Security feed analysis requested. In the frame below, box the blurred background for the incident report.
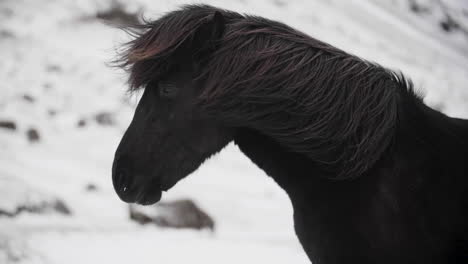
[0,0,467,263]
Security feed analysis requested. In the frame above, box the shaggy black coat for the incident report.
[114,5,468,263]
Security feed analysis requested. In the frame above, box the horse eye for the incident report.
[158,81,178,98]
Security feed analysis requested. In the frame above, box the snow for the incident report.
[0,0,467,263]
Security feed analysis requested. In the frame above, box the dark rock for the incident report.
[77,119,87,128]
[0,209,15,217]
[45,64,61,73]
[48,109,57,117]
[85,183,98,192]
[22,94,35,103]
[129,206,153,225]
[0,198,71,218]
[272,0,286,7]
[0,29,14,39]
[155,199,215,230]
[408,0,430,14]
[42,82,53,90]
[0,180,72,218]
[440,15,460,32]
[94,112,114,126]
[0,7,13,18]
[0,120,16,131]
[52,200,71,215]
[96,1,140,26]
[26,128,40,143]
[129,199,215,231]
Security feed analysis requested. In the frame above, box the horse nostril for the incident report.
[112,154,139,203]
[113,167,134,194]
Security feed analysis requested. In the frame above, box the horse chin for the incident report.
[160,173,186,192]
[134,189,163,206]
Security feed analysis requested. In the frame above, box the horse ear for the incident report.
[206,11,225,45]
[190,11,225,62]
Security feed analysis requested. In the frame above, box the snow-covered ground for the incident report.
[0,0,467,263]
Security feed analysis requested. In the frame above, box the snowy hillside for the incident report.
[0,0,467,263]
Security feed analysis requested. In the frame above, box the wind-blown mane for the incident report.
[116,4,415,179]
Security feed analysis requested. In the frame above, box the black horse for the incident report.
[112,5,468,263]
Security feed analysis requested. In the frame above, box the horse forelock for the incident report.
[118,4,413,180]
[114,5,238,92]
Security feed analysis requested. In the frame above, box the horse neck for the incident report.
[233,94,468,199]
[396,92,468,164]
[233,129,324,199]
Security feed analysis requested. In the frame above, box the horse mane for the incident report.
[116,4,420,180]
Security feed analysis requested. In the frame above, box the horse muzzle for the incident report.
[113,170,163,205]
[112,156,163,205]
